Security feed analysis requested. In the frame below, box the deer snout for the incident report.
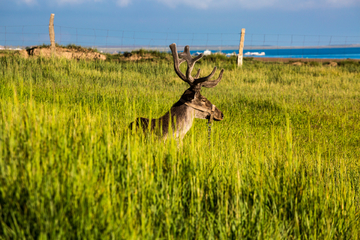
[213,108,224,121]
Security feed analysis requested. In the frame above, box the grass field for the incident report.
[0,53,360,239]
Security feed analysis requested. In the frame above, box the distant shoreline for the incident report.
[2,44,360,53]
[97,44,360,53]
[247,57,360,63]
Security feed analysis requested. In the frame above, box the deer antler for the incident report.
[169,43,224,89]
[196,68,224,88]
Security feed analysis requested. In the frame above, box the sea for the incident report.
[191,47,360,59]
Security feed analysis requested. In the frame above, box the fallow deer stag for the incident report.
[130,43,224,139]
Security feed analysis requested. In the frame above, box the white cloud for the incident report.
[156,0,213,9]
[56,0,88,4]
[325,0,358,7]
[20,0,359,8]
[17,0,38,5]
[54,0,103,5]
[45,0,128,7]
[154,0,360,9]
[116,0,131,7]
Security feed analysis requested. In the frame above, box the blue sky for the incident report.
[1,0,360,47]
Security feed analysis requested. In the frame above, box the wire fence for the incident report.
[1,24,360,58]
[0,25,240,52]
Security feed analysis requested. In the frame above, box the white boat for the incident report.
[244,52,265,56]
[203,50,211,55]
[226,52,237,57]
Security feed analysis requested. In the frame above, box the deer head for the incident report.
[170,43,224,122]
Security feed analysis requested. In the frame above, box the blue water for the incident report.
[191,47,360,59]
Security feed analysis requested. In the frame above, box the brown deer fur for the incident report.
[130,43,224,140]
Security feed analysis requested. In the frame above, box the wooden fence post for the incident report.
[49,13,55,56]
[237,28,245,66]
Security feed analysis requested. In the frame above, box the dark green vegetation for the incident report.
[0,53,360,239]
[30,43,100,53]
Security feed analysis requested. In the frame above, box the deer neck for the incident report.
[159,100,196,139]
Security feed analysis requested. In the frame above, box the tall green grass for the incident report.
[0,55,359,239]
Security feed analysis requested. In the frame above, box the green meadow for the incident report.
[0,53,359,239]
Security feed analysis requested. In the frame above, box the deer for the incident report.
[130,43,224,140]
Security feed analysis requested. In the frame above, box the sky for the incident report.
[1,0,360,48]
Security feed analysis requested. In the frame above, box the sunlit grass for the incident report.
[0,55,359,239]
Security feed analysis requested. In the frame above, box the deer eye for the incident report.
[201,99,206,102]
